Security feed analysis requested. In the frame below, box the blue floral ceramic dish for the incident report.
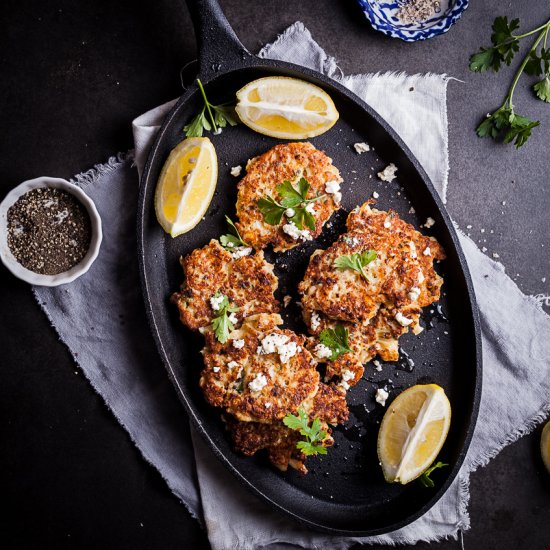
[357,0,469,42]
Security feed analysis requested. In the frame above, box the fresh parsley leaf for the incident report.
[333,250,377,280]
[524,48,550,76]
[469,48,502,73]
[319,324,352,361]
[419,461,448,488]
[219,216,248,250]
[491,16,520,66]
[183,79,238,136]
[534,76,550,103]
[277,179,308,207]
[257,196,285,226]
[503,113,540,147]
[476,108,539,148]
[283,407,328,457]
[211,292,238,344]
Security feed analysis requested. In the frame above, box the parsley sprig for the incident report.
[257,177,325,231]
[283,407,328,456]
[333,250,377,281]
[319,324,352,361]
[219,216,249,250]
[184,79,239,137]
[211,292,238,344]
[470,16,550,148]
[419,461,448,488]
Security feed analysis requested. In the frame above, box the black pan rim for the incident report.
[137,55,482,536]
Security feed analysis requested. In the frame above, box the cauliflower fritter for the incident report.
[235,142,343,252]
[171,240,279,331]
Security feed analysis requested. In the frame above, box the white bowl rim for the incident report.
[0,177,103,287]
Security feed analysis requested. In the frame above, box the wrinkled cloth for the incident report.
[34,22,550,550]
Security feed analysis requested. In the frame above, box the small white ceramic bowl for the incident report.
[0,177,102,286]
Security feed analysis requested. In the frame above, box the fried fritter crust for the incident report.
[171,239,279,331]
[200,314,320,423]
[235,142,342,252]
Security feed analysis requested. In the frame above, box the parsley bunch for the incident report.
[333,250,377,281]
[283,407,328,456]
[257,177,324,231]
[470,15,550,148]
[319,324,352,361]
[419,461,448,488]
[211,292,238,344]
[219,216,248,250]
[184,79,239,137]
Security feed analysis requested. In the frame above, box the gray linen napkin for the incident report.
[33,23,550,548]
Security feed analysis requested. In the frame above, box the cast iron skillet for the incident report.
[137,0,482,535]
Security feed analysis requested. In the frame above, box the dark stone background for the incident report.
[1,1,549,548]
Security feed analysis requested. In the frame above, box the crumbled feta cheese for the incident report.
[230,165,242,177]
[285,207,295,218]
[482,246,487,253]
[353,142,370,154]
[395,312,413,327]
[325,180,342,203]
[410,241,417,259]
[409,206,416,214]
[314,343,332,360]
[377,163,398,182]
[231,247,252,260]
[257,332,298,363]
[342,369,354,382]
[417,271,425,284]
[492,252,500,259]
[248,373,268,392]
[466,224,472,229]
[227,360,239,369]
[373,360,382,372]
[232,338,244,349]
[213,366,220,373]
[423,247,431,256]
[384,215,392,229]
[228,312,238,325]
[210,294,225,311]
[305,202,316,214]
[283,295,292,308]
[424,217,435,228]
[282,222,312,242]
[213,127,223,135]
[264,402,272,409]
[310,311,321,331]
[409,286,421,301]
[375,388,389,406]
[372,191,379,199]
[340,380,350,391]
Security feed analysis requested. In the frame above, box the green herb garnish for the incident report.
[319,324,353,361]
[211,292,238,344]
[283,407,328,456]
[419,461,448,488]
[257,177,324,231]
[184,79,239,137]
[333,250,377,280]
[469,15,550,148]
[219,216,248,250]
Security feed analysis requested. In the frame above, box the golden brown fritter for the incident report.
[223,381,348,474]
[235,142,343,252]
[300,203,445,386]
[200,314,320,423]
[171,239,279,331]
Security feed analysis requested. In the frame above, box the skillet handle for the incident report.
[185,0,252,78]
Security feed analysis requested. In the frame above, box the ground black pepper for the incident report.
[7,187,91,275]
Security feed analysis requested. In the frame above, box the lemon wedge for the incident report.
[378,384,451,484]
[154,137,217,237]
[235,76,339,139]
[541,420,550,474]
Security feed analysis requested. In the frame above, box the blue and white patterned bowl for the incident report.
[357,0,469,42]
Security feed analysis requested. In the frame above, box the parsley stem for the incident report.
[513,19,550,41]
[196,79,218,134]
[505,28,547,110]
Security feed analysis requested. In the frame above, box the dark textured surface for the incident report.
[1,0,549,549]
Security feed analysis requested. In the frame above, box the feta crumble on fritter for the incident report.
[248,373,268,392]
[210,294,225,311]
[232,339,245,349]
[314,343,332,360]
[310,311,321,331]
[257,333,298,363]
[231,247,252,260]
[283,222,312,242]
[395,311,413,327]
[227,360,239,369]
[375,388,389,406]
[325,180,342,204]
[305,202,316,214]
[230,165,242,177]
[409,286,421,301]
[228,312,238,325]
[353,142,370,154]
[339,369,355,391]
[377,163,398,183]
[423,247,431,256]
